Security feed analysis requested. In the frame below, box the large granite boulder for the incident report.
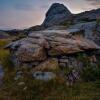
[5,27,100,68]
[42,3,72,27]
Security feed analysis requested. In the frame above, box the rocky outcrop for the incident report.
[75,8,100,22]
[6,27,100,68]
[41,3,100,28]
[42,3,72,27]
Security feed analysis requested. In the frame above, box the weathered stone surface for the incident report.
[16,45,47,62]
[33,58,59,71]
[33,71,56,81]
[49,38,100,56]
[49,45,82,56]
[69,21,97,39]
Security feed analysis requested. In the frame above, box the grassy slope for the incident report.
[0,39,100,100]
[0,75,100,100]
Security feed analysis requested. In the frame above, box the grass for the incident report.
[0,71,100,100]
[0,49,11,69]
[96,18,100,25]
[0,39,14,70]
[0,39,10,48]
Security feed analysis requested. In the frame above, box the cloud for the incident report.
[85,0,100,7]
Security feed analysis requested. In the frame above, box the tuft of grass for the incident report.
[0,39,10,48]
[96,18,100,25]
[0,49,14,71]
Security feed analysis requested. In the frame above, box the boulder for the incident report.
[16,45,47,62]
[33,71,56,81]
[33,58,59,71]
[5,26,100,67]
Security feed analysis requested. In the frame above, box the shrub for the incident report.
[81,65,100,82]
[77,53,100,82]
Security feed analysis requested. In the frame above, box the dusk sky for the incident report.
[0,0,100,29]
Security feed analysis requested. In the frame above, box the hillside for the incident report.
[0,3,100,100]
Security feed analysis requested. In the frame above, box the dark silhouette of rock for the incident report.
[75,8,100,22]
[0,31,10,39]
[42,3,72,27]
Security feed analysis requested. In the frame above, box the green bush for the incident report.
[81,65,100,82]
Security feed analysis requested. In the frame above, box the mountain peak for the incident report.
[42,3,72,27]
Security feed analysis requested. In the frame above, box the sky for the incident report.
[0,0,100,29]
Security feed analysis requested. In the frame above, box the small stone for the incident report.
[59,59,68,63]
[18,82,25,86]
[33,71,56,81]
[33,58,59,71]
[59,63,66,67]
[14,71,23,80]
[23,86,27,91]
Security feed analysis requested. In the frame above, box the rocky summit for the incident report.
[42,3,72,27]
